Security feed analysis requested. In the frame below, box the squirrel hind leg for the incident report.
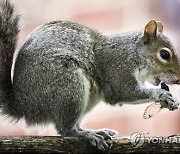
[52,68,115,151]
[59,125,113,151]
[94,128,118,140]
[76,125,117,140]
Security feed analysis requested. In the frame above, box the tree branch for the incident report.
[0,135,180,153]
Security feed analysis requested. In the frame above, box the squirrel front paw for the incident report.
[155,89,179,111]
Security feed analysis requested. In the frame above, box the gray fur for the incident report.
[0,1,180,151]
[0,0,19,90]
[0,0,19,116]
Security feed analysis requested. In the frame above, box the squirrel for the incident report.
[0,0,180,151]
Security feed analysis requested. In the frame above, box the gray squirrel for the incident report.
[0,0,180,151]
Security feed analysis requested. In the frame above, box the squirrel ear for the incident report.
[144,20,157,44]
[157,21,163,33]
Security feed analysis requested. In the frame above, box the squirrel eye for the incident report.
[160,49,170,61]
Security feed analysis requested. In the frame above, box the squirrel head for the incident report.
[138,20,180,86]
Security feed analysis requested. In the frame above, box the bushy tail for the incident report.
[0,0,19,90]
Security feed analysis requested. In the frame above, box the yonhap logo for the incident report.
[130,132,148,148]
[130,132,180,148]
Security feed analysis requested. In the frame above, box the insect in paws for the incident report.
[143,82,174,119]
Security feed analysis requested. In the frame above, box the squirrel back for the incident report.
[13,21,101,123]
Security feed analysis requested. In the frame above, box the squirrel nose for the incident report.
[175,79,180,84]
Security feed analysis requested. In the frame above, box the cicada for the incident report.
[143,82,170,119]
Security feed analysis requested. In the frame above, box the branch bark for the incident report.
[0,135,180,153]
